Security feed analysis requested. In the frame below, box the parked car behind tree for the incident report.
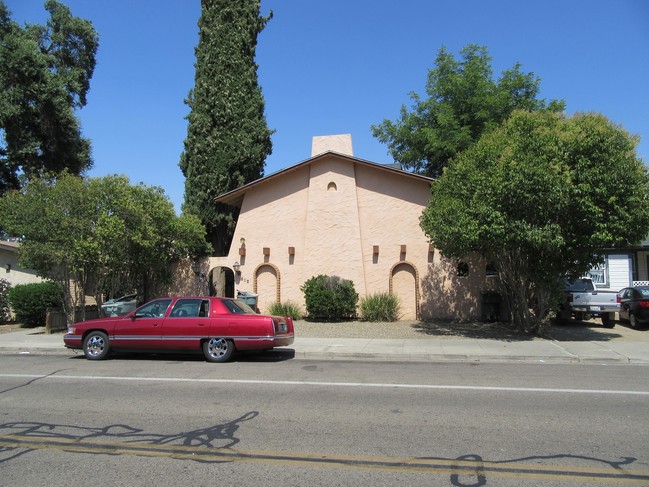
[618,286,649,329]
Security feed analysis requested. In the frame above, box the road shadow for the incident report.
[0,412,258,464]
[67,349,295,364]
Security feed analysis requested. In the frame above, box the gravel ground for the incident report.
[294,319,539,340]
[294,319,647,342]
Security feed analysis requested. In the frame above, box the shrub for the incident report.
[301,275,358,321]
[7,282,63,326]
[359,293,401,322]
[0,278,10,323]
[267,301,303,320]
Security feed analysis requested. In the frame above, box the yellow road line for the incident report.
[1,434,648,484]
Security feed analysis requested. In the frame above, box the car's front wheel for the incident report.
[83,331,110,360]
[203,338,234,363]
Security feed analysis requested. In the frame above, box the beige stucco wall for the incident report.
[209,154,496,321]
[0,246,44,287]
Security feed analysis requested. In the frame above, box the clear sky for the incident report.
[5,0,649,213]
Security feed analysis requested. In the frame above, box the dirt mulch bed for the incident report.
[0,323,39,335]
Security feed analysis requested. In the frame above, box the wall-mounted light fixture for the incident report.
[238,237,247,256]
[233,262,241,275]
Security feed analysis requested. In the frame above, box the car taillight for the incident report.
[273,318,288,334]
[617,295,621,303]
[638,300,649,308]
[566,294,573,303]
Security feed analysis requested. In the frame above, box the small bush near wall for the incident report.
[301,275,359,321]
[359,293,401,322]
[0,278,10,323]
[8,282,63,327]
[267,301,303,320]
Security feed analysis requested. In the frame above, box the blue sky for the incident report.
[5,0,649,213]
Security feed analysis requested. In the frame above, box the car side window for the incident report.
[135,299,172,318]
[222,299,256,315]
[169,298,204,318]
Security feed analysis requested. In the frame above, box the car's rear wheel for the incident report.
[83,331,110,360]
[601,313,615,328]
[629,313,640,329]
[203,338,234,363]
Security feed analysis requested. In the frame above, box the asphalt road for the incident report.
[1,354,648,486]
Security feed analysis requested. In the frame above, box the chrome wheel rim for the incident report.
[207,338,228,359]
[86,335,105,357]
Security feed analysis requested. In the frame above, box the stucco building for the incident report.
[206,135,496,321]
[0,241,44,287]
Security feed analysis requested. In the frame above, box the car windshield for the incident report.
[222,299,257,315]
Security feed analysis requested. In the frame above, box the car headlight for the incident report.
[67,326,76,335]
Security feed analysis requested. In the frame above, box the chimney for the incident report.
[311,134,353,157]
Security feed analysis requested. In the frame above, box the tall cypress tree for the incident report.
[180,0,273,255]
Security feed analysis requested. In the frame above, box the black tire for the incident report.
[203,338,234,363]
[83,331,110,360]
[601,313,615,329]
[629,313,640,330]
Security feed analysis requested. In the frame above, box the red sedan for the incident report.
[64,296,295,362]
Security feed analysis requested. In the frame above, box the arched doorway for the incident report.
[390,262,419,320]
[254,264,280,313]
[209,267,235,297]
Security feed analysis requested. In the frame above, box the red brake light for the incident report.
[638,300,649,308]
[617,295,621,303]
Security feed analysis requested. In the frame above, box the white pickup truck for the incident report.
[558,277,619,328]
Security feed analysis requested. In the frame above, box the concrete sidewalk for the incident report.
[1,327,648,364]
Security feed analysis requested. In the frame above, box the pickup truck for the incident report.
[558,277,619,328]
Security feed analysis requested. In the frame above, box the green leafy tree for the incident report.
[0,0,98,195]
[87,175,212,303]
[0,173,211,324]
[180,0,273,255]
[420,110,649,333]
[372,44,564,177]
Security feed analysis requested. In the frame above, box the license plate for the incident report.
[278,323,287,333]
